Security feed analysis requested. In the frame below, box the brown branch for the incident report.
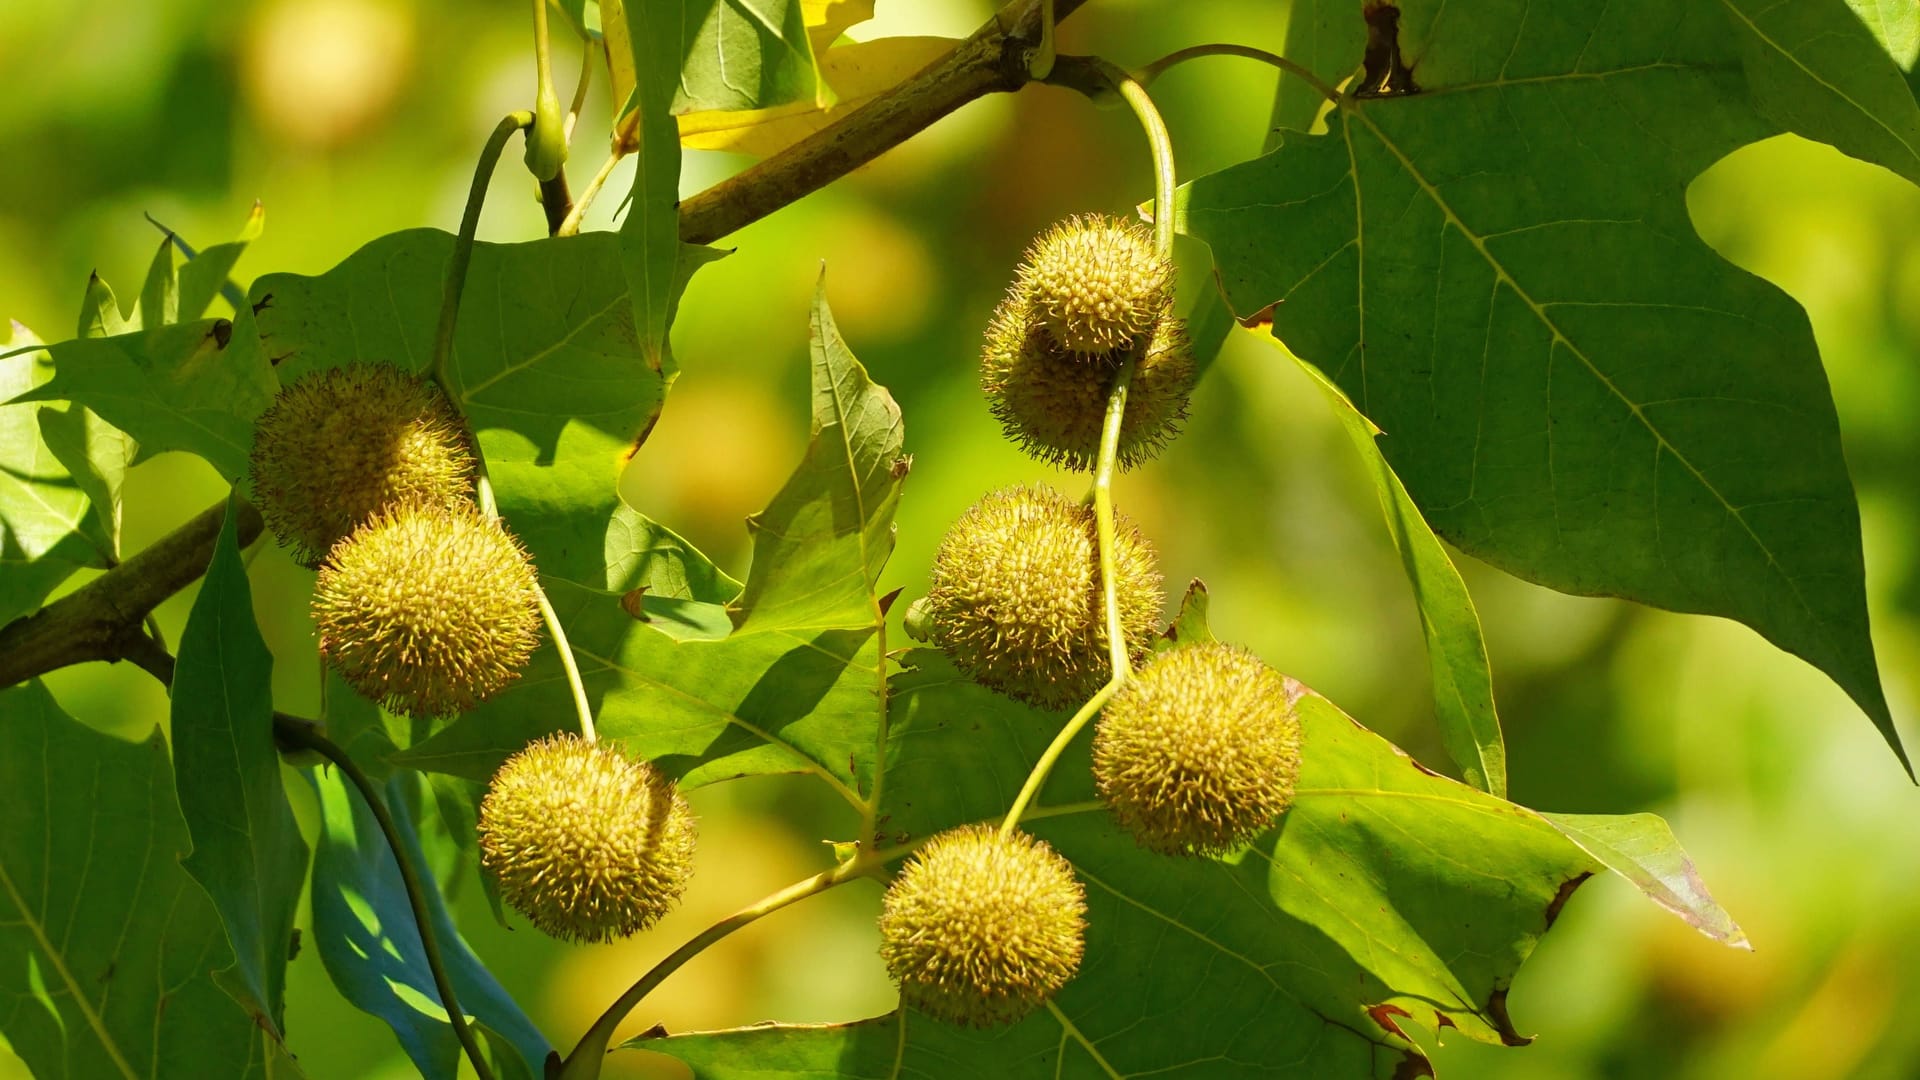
[0,497,264,688]
[678,0,1092,245]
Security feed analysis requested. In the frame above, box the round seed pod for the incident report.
[878,825,1086,1027]
[479,733,697,943]
[313,502,541,718]
[1093,642,1303,855]
[982,297,1193,471]
[249,363,475,565]
[1015,214,1173,354]
[923,486,1161,710]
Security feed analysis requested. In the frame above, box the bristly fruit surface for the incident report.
[249,362,474,565]
[479,733,698,943]
[1093,641,1303,855]
[923,485,1161,710]
[877,824,1086,1027]
[982,298,1192,471]
[1014,213,1173,354]
[312,501,541,717]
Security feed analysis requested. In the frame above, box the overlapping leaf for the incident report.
[0,324,112,626]
[172,496,311,1040]
[399,288,903,810]
[306,767,551,1079]
[1180,0,1915,767]
[0,683,280,1079]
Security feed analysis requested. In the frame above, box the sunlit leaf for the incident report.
[0,323,110,627]
[1541,811,1749,948]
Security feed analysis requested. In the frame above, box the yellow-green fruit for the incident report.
[1015,214,1173,354]
[1093,642,1303,855]
[982,297,1193,471]
[249,363,474,565]
[313,502,541,717]
[478,733,697,943]
[878,825,1086,1027]
[924,486,1161,710]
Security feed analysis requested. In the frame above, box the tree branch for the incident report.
[677,0,1092,245]
[0,497,264,688]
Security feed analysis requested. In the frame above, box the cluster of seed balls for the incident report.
[876,217,1306,1028]
[250,362,697,944]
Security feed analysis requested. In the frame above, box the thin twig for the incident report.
[555,855,878,1079]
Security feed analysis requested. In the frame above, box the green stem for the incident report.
[1092,353,1137,677]
[556,855,877,1079]
[564,38,593,142]
[431,111,534,394]
[532,0,557,115]
[535,584,598,744]
[1000,680,1120,837]
[1133,43,1344,106]
[276,723,497,1080]
[555,149,625,237]
[1102,60,1177,259]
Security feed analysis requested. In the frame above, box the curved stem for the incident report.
[282,724,496,1080]
[556,855,876,1079]
[432,111,534,394]
[1101,61,1177,259]
[555,149,625,237]
[1092,353,1137,676]
[564,39,593,142]
[1000,680,1120,836]
[534,585,598,744]
[1134,43,1344,106]
[532,0,558,118]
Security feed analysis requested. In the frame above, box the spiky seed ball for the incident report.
[924,486,1161,710]
[1015,214,1173,354]
[878,825,1086,1027]
[982,298,1193,471]
[478,733,697,943]
[249,363,474,564]
[1093,642,1303,855]
[313,502,541,717]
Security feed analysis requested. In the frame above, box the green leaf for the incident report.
[1540,811,1749,948]
[305,767,552,1079]
[138,236,178,336]
[678,36,954,158]
[1847,0,1920,70]
[731,276,905,633]
[36,398,134,562]
[0,323,109,627]
[675,0,822,115]
[0,683,278,1079]
[176,202,266,320]
[655,662,1600,1076]
[1161,579,1219,651]
[1267,0,1363,138]
[1718,0,1920,186]
[1292,349,1506,798]
[172,494,311,1039]
[1178,0,1908,771]
[77,273,130,339]
[399,290,899,809]
[12,316,276,480]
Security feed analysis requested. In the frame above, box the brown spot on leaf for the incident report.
[1392,1052,1436,1080]
[1238,303,1277,330]
[890,454,913,479]
[1485,988,1533,1046]
[878,586,905,616]
[210,320,233,349]
[1545,871,1593,929]
[1359,3,1419,98]
[620,587,651,620]
[1368,1002,1413,1040]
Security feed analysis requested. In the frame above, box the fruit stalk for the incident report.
[432,110,534,396]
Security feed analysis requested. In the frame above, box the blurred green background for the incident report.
[3,1,1919,1077]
